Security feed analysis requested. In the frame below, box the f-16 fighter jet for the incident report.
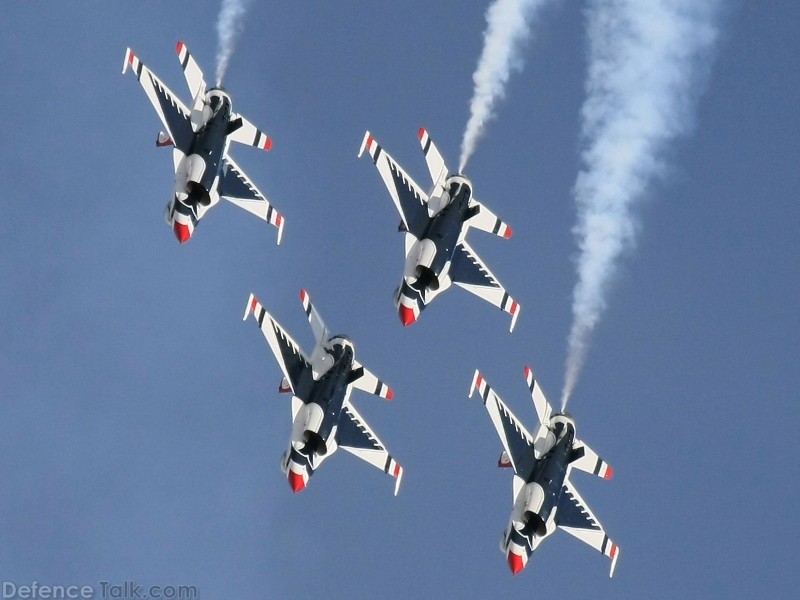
[469,367,619,577]
[122,42,284,244]
[359,129,520,331]
[243,290,403,495]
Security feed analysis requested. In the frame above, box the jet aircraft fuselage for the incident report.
[360,129,519,330]
[124,43,284,245]
[282,337,359,492]
[245,292,402,496]
[469,369,618,576]
[397,175,477,323]
[168,89,234,242]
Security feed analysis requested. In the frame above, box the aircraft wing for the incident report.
[570,439,613,480]
[348,359,393,400]
[243,294,312,398]
[337,404,403,495]
[359,131,430,237]
[469,370,537,480]
[450,240,521,332]
[466,198,513,239]
[218,155,285,244]
[227,112,272,151]
[123,48,194,153]
[557,480,620,577]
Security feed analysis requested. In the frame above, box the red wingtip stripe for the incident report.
[300,289,308,302]
[604,465,614,480]
[176,41,184,54]
[262,137,272,151]
[250,297,258,312]
[128,52,135,65]
[418,127,426,140]
[275,214,283,226]
[503,226,513,239]
[476,373,484,388]
[393,464,401,477]
[367,134,374,148]
[510,301,519,314]
[610,544,618,558]
[524,366,531,378]
[386,388,394,400]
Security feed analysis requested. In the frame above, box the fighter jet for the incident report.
[359,129,520,331]
[122,42,284,244]
[469,367,619,577]
[243,290,403,495]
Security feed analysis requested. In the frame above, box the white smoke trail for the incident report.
[561,0,720,410]
[215,0,253,86]
[459,0,552,173]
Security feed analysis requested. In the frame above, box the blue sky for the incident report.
[1,1,798,598]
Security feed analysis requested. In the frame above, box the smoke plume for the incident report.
[561,0,720,409]
[459,0,552,173]
[215,0,253,86]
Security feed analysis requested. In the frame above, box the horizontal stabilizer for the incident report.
[524,365,553,455]
[418,127,449,188]
[466,198,512,239]
[175,41,206,103]
[570,439,613,480]
[350,359,393,400]
[227,112,272,150]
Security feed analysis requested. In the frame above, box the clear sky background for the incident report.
[1,1,798,598]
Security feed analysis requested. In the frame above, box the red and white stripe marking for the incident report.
[524,365,534,390]
[176,41,188,63]
[255,131,272,151]
[274,213,284,245]
[469,369,490,400]
[502,297,521,332]
[358,130,380,160]
[418,127,430,145]
[122,48,141,75]
[300,288,311,313]
[243,293,262,321]
[388,460,403,496]
[377,382,393,400]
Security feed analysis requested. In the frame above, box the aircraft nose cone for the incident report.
[173,222,191,244]
[288,471,306,494]
[507,552,524,576]
[398,305,416,326]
